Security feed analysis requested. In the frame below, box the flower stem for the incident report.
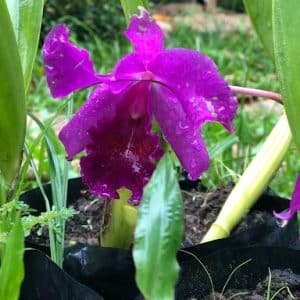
[230,85,283,104]
[101,188,137,249]
[201,113,292,242]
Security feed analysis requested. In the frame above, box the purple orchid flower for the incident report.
[273,175,300,220]
[43,9,237,204]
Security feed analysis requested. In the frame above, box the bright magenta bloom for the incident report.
[274,175,300,220]
[43,9,237,204]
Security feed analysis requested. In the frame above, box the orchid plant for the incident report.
[42,3,238,296]
[41,0,300,298]
[0,0,300,299]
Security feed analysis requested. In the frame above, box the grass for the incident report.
[25,9,299,198]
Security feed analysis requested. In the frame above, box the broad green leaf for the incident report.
[0,0,25,185]
[6,0,44,93]
[133,154,184,299]
[0,216,24,300]
[120,0,149,24]
[243,0,274,62]
[273,0,300,152]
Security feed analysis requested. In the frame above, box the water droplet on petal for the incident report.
[192,139,201,150]
[176,122,189,134]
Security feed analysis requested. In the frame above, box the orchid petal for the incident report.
[125,9,163,66]
[43,24,103,98]
[60,82,163,203]
[149,49,237,131]
[114,53,146,80]
[151,83,209,180]
[59,84,124,158]
[273,175,300,220]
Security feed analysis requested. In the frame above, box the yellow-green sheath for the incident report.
[101,188,137,249]
[202,113,292,242]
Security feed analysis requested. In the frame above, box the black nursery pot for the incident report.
[20,249,104,300]
[21,178,300,299]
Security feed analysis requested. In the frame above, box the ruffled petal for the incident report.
[43,24,104,98]
[59,85,125,158]
[273,175,300,220]
[125,9,163,66]
[61,82,162,204]
[151,83,209,180]
[149,49,237,131]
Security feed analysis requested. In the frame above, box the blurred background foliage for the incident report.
[42,0,244,42]
[218,0,244,12]
[42,0,126,41]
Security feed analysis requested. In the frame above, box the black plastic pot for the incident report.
[21,178,300,299]
[20,249,103,300]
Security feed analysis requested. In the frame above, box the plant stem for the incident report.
[24,143,57,262]
[56,97,74,267]
[201,113,292,242]
[230,85,283,104]
[101,188,137,249]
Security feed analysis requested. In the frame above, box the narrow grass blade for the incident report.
[243,0,274,62]
[209,135,239,158]
[133,154,184,299]
[0,0,25,185]
[273,0,300,152]
[28,112,65,207]
[0,216,24,300]
[27,112,69,267]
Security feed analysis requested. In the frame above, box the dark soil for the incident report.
[27,183,276,248]
[204,269,300,299]
[181,185,275,247]
[27,189,103,247]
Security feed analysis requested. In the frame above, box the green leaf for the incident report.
[120,0,149,24]
[0,0,25,185]
[27,112,70,267]
[133,154,184,300]
[0,216,24,300]
[28,112,65,208]
[243,0,274,62]
[273,0,300,152]
[6,0,44,93]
